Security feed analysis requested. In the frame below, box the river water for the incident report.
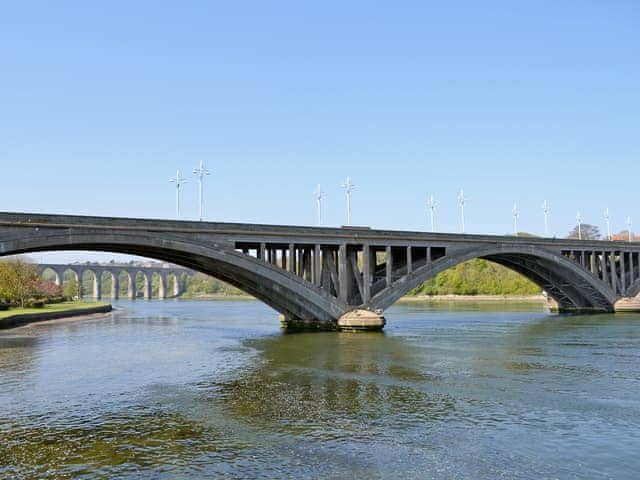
[0,299,639,479]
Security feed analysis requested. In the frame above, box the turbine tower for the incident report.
[512,203,520,237]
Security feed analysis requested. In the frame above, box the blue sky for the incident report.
[1,1,638,261]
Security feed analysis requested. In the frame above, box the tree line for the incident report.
[0,258,63,309]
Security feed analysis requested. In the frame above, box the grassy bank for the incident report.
[398,294,546,303]
[0,301,112,329]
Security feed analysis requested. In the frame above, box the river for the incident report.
[1,299,639,479]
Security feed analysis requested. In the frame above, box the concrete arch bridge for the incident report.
[1,212,640,331]
[36,263,193,299]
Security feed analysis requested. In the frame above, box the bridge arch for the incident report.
[370,245,616,313]
[39,266,63,286]
[2,230,348,321]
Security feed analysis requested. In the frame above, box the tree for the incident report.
[0,258,40,308]
[567,224,600,240]
[35,279,62,298]
[63,278,80,299]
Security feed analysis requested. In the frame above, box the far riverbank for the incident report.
[179,293,546,304]
[397,294,546,303]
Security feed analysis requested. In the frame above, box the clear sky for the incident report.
[1,1,638,263]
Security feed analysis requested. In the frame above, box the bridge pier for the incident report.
[93,273,102,300]
[128,274,136,299]
[143,274,151,299]
[279,309,385,332]
[158,273,166,299]
[111,273,119,299]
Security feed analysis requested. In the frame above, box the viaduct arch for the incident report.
[37,263,192,299]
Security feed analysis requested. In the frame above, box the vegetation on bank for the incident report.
[181,273,247,297]
[408,258,542,296]
[0,258,64,309]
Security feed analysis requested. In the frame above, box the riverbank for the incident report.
[180,293,255,301]
[177,293,547,304]
[0,302,113,330]
[398,294,546,303]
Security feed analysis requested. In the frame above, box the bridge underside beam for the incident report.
[487,255,614,313]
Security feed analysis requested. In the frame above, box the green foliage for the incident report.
[409,258,542,296]
[182,273,245,297]
[63,278,80,299]
[0,257,40,308]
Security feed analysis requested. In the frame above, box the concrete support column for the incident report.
[427,246,432,264]
[259,242,266,262]
[386,246,393,287]
[321,247,331,290]
[93,273,102,300]
[288,243,295,274]
[630,253,636,285]
[173,274,181,296]
[144,274,152,299]
[314,244,321,286]
[407,246,413,274]
[610,253,617,294]
[338,244,348,303]
[159,273,167,299]
[111,273,119,299]
[76,270,84,297]
[590,250,596,274]
[363,245,371,303]
[620,252,627,293]
[302,249,310,280]
[602,253,608,284]
[128,274,136,299]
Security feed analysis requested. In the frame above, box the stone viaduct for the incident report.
[1,212,640,330]
[36,263,192,300]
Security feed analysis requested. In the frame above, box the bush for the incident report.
[46,296,66,304]
[0,304,9,311]
[26,300,46,308]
